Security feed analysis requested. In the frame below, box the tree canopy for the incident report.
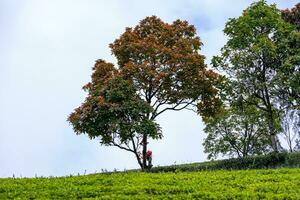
[68,16,220,170]
[211,0,299,152]
[203,77,271,159]
[282,3,300,31]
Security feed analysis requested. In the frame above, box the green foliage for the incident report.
[69,61,160,143]
[277,5,300,109]
[203,76,271,159]
[211,0,299,151]
[1,168,300,199]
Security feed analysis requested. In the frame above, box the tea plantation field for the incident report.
[1,168,300,199]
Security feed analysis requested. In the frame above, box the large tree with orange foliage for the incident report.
[282,3,300,31]
[68,16,220,170]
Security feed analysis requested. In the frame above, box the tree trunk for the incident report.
[142,93,152,171]
[130,137,144,170]
[142,133,148,171]
[260,56,279,152]
[270,134,278,152]
[267,109,278,152]
[134,151,143,170]
[286,122,293,152]
[263,84,278,152]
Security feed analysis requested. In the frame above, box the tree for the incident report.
[277,3,300,151]
[282,3,300,31]
[277,3,300,110]
[212,0,298,151]
[68,16,220,170]
[203,78,270,159]
[204,103,271,159]
[279,109,300,152]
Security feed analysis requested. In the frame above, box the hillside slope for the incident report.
[1,168,300,199]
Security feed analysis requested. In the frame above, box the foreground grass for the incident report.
[1,168,300,199]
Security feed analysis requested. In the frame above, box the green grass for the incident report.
[1,168,300,199]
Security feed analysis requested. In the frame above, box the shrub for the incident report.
[150,152,300,173]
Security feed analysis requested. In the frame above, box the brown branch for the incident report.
[131,137,143,169]
[152,98,197,119]
[151,98,169,118]
[150,81,164,99]
[111,141,135,153]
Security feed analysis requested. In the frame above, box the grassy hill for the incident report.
[2,152,300,199]
[1,168,300,199]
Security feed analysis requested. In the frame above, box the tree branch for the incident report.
[152,98,197,119]
[110,141,135,153]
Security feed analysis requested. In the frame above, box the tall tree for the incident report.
[277,3,300,151]
[278,3,300,109]
[212,0,298,151]
[68,16,219,170]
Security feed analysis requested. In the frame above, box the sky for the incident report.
[0,0,298,178]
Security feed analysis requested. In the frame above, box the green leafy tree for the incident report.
[203,78,270,159]
[276,3,300,152]
[204,106,271,159]
[68,16,220,170]
[277,3,300,109]
[212,0,298,151]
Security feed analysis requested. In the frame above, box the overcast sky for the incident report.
[0,0,298,178]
